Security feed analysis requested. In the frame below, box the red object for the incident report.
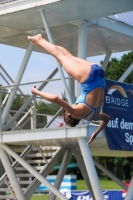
[122,181,130,196]
[59,123,64,127]
[34,86,36,88]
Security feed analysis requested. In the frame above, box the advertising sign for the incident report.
[103,79,133,150]
[64,190,123,200]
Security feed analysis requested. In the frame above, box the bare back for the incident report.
[72,87,104,120]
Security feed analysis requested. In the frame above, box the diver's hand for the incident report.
[87,132,97,145]
[87,113,110,145]
[31,86,38,95]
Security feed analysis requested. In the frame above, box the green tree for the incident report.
[36,101,61,128]
[37,101,60,115]
[11,96,25,111]
[105,51,133,83]
[114,157,131,180]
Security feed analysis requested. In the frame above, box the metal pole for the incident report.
[78,138,104,200]
[77,21,88,97]
[1,144,67,200]
[0,88,2,135]
[74,150,96,200]
[12,106,34,131]
[0,147,25,200]
[93,159,127,190]
[68,76,75,103]
[125,176,133,200]
[102,51,112,71]
[0,64,27,97]
[118,63,133,82]
[2,43,34,127]
[4,177,17,200]
[30,108,34,130]
[49,148,73,200]
[2,88,11,106]
[33,99,36,129]
[39,9,72,105]
[30,99,36,130]
[3,68,58,131]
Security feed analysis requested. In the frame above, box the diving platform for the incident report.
[1,124,133,157]
[0,0,133,56]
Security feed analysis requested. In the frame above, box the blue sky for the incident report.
[0,43,131,96]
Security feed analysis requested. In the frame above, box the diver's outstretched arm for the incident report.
[87,113,110,144]
[31,87,74,115]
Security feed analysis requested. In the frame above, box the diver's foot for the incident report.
[28,34,42,45]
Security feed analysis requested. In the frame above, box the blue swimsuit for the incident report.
[75,64,106,121]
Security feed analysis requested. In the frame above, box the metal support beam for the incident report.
[38,146,48,164]
[49,148,73,200]
[31,100,36,130]
[33,99,36,129]
[125,176,133,200]
[93,159,127,190]
[74,149,96,200]
[30,108,34,130]
[90,17,133,38]
[118,62,133,82]
[25,147,65,200]
[4,177,17,200]
[77,20,88,97]
[0,147,25,200]
[3,68,58,131]
[39,9,72,105]
[2,43,34,127]
[0,64,26,97]
[12,106,33,131]
[1,144,67,200]
[102,51,112,71]
[2,87,11,106]
[0,73,22,130]
[68,77,75,103]
[78,138,104,200]
[0,88,2,134]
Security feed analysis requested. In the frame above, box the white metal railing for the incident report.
[0,74,71,131]
[0,77,70,89]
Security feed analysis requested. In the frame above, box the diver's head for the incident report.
[63,110,81,127]
[62,93,81,127]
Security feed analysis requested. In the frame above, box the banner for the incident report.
[64,190,123,200]
[103,79,133,150]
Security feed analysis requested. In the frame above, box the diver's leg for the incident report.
[57,46,94,66]
[28,34,91,83]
